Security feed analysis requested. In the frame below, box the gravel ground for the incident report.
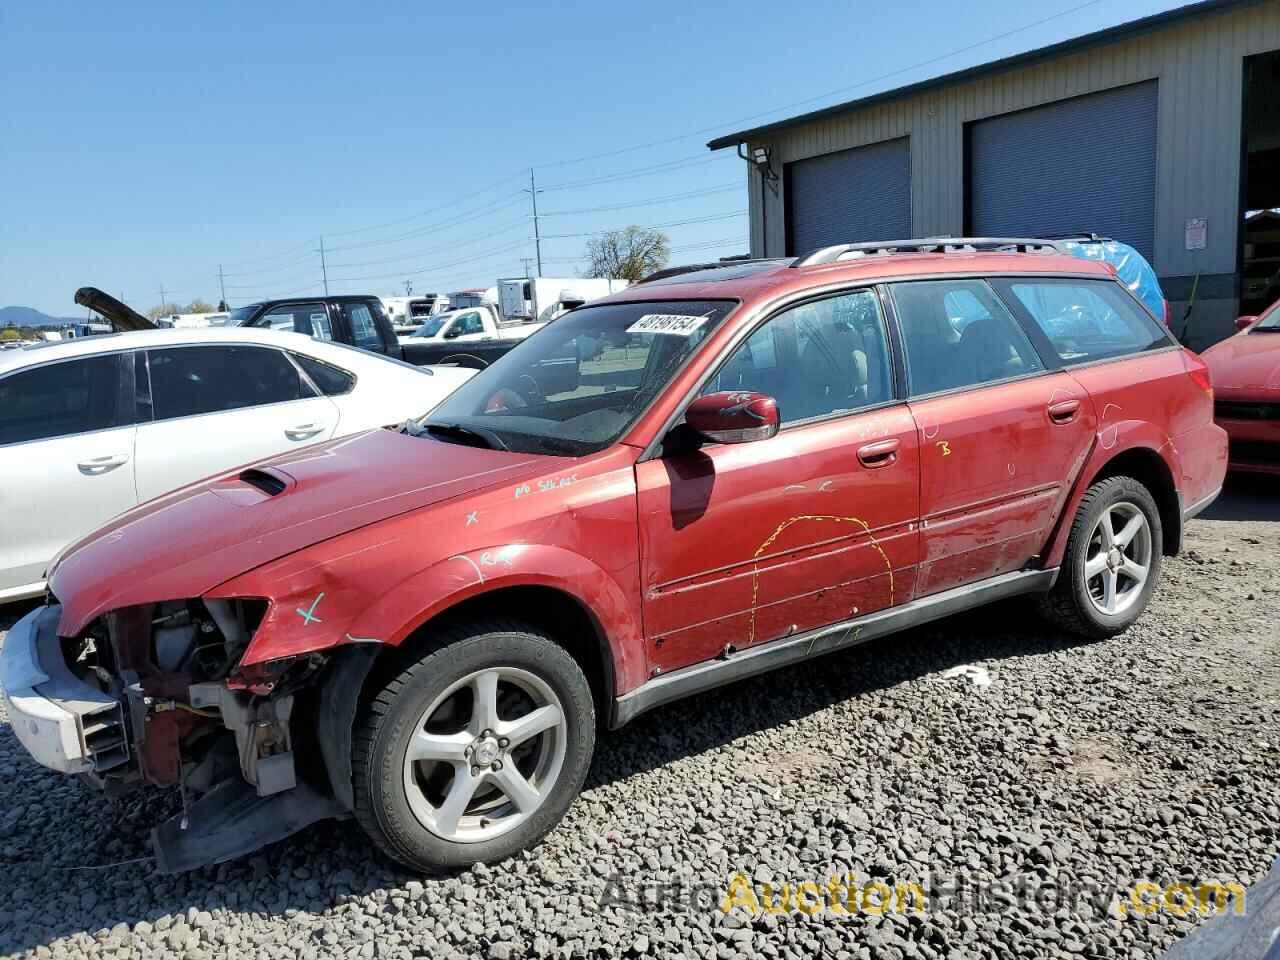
[2,475,1277,960]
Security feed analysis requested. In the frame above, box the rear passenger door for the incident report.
[890,278,1096,596]
[133,343,341,502]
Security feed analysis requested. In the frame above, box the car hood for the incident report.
[1202,331,1280,392]
[50,429,547,636]
[74,287,155,331]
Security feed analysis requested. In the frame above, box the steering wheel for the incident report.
[516,373,544,404]
[484,388,527,413]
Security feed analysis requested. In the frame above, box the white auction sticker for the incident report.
[625,313,709,336]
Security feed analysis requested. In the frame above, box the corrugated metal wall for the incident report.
[743,0,1280,344]
[968,81,1159,259]
[785,137,912,255]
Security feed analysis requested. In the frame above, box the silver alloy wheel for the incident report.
[1083,500,1152,616]
[402,667,567,844]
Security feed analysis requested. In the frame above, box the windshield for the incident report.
[1255,299,1280,330]
[413,316,450,338]
[425,299,736,455]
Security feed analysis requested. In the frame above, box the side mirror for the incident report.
[1236,315,1259,332]
[443,325,461,339]
[685,391,779,444]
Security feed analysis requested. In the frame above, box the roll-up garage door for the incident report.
[968,81,1158,261]
[785,137,911,256]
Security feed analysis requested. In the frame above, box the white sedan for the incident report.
[0,327,475,602]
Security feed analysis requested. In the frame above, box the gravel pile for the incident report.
[2,479,1277,960]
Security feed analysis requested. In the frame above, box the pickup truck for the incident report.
[232,295,523,369]
[401,304,545,348]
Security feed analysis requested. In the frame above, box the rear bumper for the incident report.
[0,605,127,775]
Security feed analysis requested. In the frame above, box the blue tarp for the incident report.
[1060,239,1166,323]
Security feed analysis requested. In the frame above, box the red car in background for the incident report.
[1,238,1227,875]
[1202,301,1280,475]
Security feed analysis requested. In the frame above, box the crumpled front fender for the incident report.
[211,541,645,696]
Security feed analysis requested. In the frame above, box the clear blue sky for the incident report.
[2,0,1191,316]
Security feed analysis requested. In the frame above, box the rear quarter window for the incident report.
[996,278,1170,366]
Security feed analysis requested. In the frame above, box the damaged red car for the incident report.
[1,239,1227,873]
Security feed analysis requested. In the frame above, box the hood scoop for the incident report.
[239,468,291,496]
[208,468,294,506]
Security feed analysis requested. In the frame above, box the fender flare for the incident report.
[1042,420,1183,569]
[343,543,646,696]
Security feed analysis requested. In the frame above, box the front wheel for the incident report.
[352,621,595,871]
[1039,475,1163,639]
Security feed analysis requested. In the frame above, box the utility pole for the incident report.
[520,257,534,278]
[217,265,228,309]
[524,169,543,278]
[404,280,413,296]
[319,236,330,295]
[159,283,167,314]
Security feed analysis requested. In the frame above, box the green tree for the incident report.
[583,226,671,282]
[0,327,19,341]
[186,298,216,313]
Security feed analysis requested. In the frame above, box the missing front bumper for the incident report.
[1,605,128,775]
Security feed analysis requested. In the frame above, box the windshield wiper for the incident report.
[419,421,508,451]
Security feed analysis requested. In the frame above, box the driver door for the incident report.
[635,289,921,675]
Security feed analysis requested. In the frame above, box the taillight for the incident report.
[1162,299,1172,327]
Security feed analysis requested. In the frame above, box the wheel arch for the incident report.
[1044,438,1183,569]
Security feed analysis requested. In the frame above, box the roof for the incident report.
[591,250,1114,307]
[0,326,330,375]
[707,0,1259,150]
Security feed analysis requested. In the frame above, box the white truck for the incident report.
[496,277,630,325]
[381,294,450,335]
[399,303,540,344]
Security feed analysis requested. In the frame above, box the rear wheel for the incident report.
[1040,475,1163,639]
[353,621,595,870]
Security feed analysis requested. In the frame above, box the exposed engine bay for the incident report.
[53,597,361,872]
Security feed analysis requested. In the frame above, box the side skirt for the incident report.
[611,567,1058,728]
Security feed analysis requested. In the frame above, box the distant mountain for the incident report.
[0,305,84,328]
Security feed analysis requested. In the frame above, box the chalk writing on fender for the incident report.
[515,474,579,498]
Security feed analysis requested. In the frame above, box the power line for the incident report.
[537,210,747,240]
[328,238,531,285]
[324,194,527,253]
[538,153,719,191]
[539,184,739,217]
[322,170,528,239]
[529,0,1106,170]
[325,217,530,270]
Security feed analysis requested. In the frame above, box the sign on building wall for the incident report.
[1185,217,1208,251]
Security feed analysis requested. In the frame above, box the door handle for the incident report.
[285,424,325,441]
[77,454,129,475]
[857,438,900,468]
[1047,399,1081,424]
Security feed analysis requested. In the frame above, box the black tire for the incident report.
[1039,475,1163,639]
[353,620,595,871]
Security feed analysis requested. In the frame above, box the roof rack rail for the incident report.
[636,258,781,284]
[790,235,1113,268]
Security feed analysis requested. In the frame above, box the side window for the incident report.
[703,289,892,425]
[344,302,384,352]
[293,353,355,396]
[260,302,332,340]
[891,279,1044,396]
[1000,279,1170,365]
[147,345,312,421]
[456,312,484,336]
[0,355,126,445]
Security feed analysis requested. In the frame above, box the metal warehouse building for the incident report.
[709,0,1280,348]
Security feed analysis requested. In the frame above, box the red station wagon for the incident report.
[1,238,1227,873]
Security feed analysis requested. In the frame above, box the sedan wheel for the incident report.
[353,621,595,871]
[1083,501,1152,617]
[403,667,567,843]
